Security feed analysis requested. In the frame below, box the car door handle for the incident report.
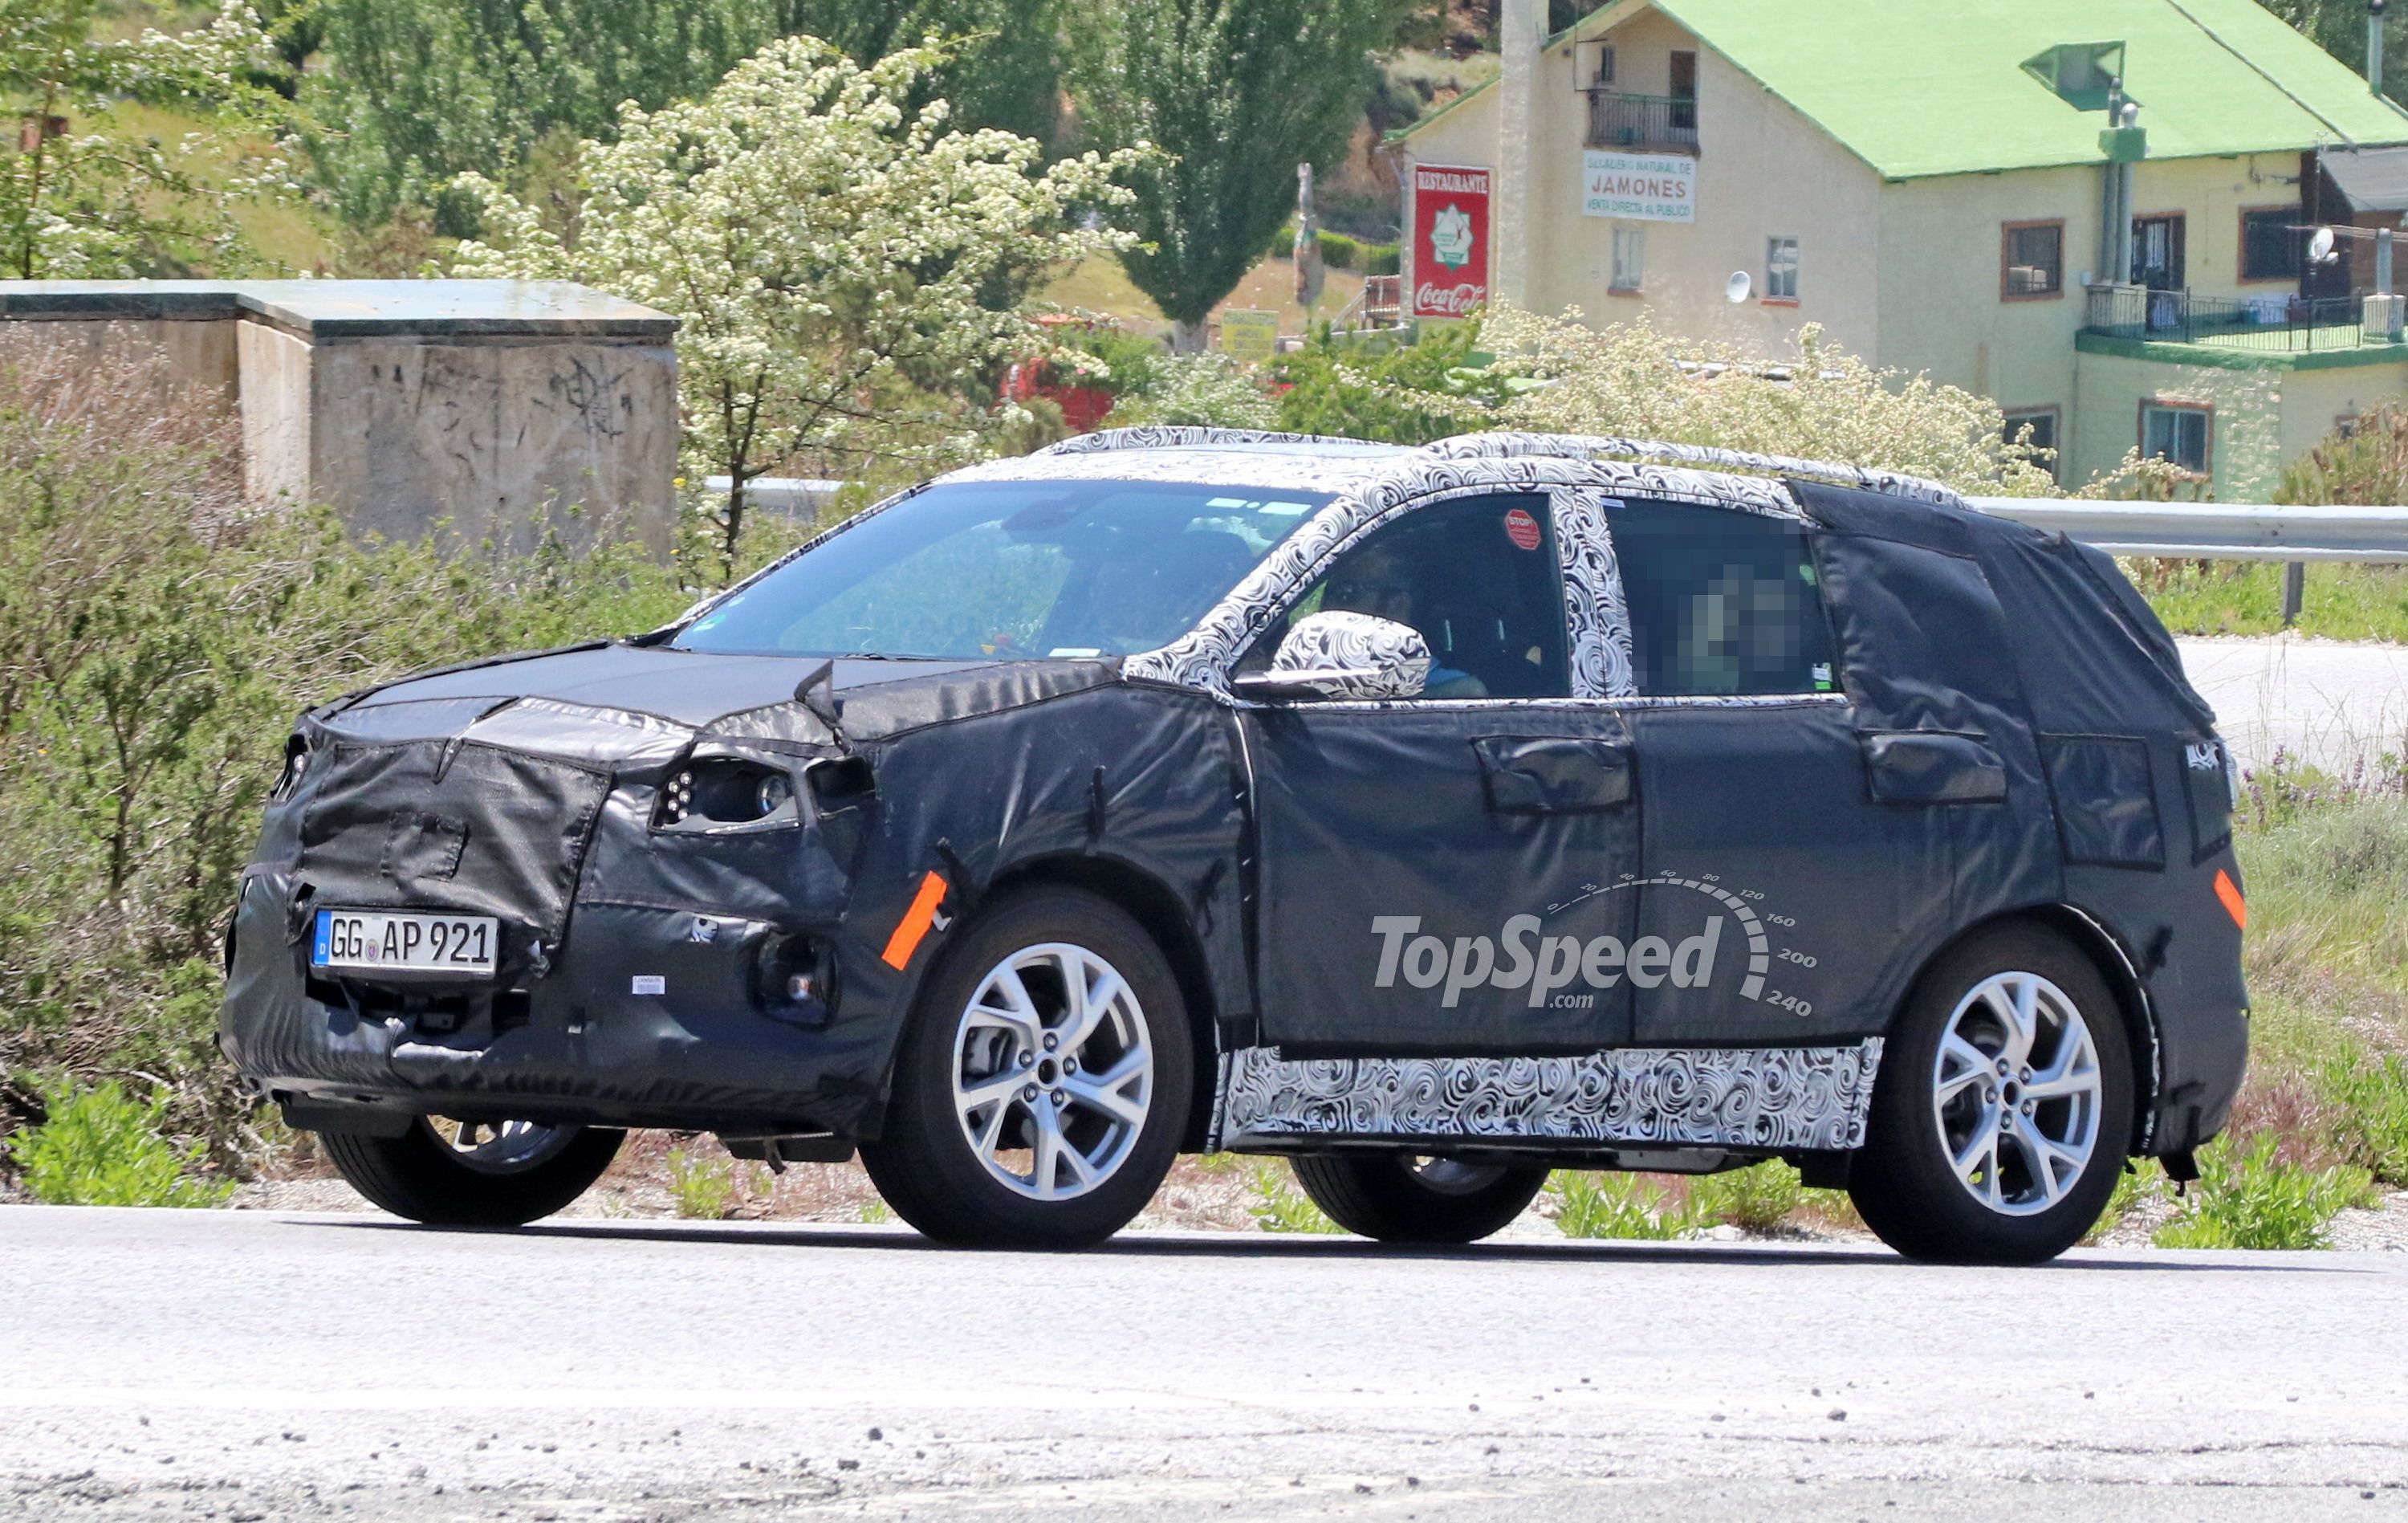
[1471,735,1633,814]
[1863,731,2007,804]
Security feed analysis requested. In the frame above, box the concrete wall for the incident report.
[0,281,679,556]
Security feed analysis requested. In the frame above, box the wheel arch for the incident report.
[1885,905,2162,1156]
[982,852,1226,1152]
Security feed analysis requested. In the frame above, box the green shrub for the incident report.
[1551,1171,1694,1240]
[1313,231,1401,277]
[1684,1161,1805,1234]
[8,1078,234,1207]
[1247,1161,1343,1232]
[2082,1161,2160,1245]
[2152,1133,2371,1250]
[666,1148,751,1220]
[2319,1049,2408,1186]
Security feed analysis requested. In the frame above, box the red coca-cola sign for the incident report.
[1409,162,1490,320]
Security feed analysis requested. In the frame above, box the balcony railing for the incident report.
[1583,89,1698,153]
[2081,284,2398,353]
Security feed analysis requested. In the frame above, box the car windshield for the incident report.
[674,479,1331,660]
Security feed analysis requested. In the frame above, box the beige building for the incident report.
[1396,0,2408,498]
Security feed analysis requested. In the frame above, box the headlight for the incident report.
[270,735,311,800]
[655,759,798,828]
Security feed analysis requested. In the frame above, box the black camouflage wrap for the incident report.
[222,433,2245,1163]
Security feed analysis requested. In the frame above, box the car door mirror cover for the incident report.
[1255,611,1432,702]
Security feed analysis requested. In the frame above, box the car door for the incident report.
[1603,495,1968,1045]
[1239,491,1641,1054]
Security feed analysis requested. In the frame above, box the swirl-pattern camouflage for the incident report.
[1212,1040,1885,1153]
[1267,610,1433,697]
[1423,432,1962,507]
[1551,487,1639,699]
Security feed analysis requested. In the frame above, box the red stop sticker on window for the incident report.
[1503,507,1543,551]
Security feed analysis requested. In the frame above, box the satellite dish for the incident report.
[2311,226,2339,264]
[1726,271,1752,303]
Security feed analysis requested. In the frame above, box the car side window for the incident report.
[1606,499,1836,698]
[1239,495,1570,698]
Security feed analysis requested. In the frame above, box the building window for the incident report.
[1611,225,1645,291]
[2001,221,2064,299]
[1594,43,1615,85]
[1670,50,1698,131]
[2142,402,2211,475]
[1765,236,1799,300]
[2002,408,2059,479]
[2241,207,2304,283]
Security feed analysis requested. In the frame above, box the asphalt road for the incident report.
[2176,636,2408,775]
[3,1205,2405,1521]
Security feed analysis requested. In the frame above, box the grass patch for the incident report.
[1551,1171,1693,1240]
[2134,560,2408,643]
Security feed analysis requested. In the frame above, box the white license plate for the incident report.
[312,910,498,975]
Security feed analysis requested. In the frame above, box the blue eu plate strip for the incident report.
[311,910,332,967]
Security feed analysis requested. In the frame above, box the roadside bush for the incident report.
[2151,1133,2371,1250]
[1247,1160,1343,1232]
[1274,321,1510,443]
[2318,1049,2408,1186]
[7,1077,234,1207]
[1104,352,1280,430]
[1550,1171,1693,1240]
[0,340,686,1167]
[1684,1161,1806,1235]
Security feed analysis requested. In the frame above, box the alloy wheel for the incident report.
[1930,971,2105,1216]
[950,942,1156,1202]
[425,1118,580,1175]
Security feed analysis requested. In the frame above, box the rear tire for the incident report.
[1850,925,2133,1264]
[1291,1154,1550,1244]
[861,886,1194,1249]
[320,1119,623,1227]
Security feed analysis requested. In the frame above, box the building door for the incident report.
[2132,214,2186,290]
[1669,50,1698,132]
[1240,492,1639,1054]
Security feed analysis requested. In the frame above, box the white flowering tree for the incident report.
[2,0,293,279]
[451,37,1145,577]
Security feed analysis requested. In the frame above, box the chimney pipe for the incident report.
[2373,0,2389,96]
[1495,0,1540,310]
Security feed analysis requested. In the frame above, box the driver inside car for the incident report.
[1319,544,1490,698]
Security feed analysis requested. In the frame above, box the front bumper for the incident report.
[222,865,893,1136]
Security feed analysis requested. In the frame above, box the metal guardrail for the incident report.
[712,469,2408,567]
[1967,498,2408,563]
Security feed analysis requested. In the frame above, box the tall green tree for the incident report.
[303,0,1063,228]
[2264,1,2408,103]
[1068,0,1405,348]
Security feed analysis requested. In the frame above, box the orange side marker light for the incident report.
[880,870,951,970]
[2213,868,2247,931]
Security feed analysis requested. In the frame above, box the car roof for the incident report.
[938,428,1967,516]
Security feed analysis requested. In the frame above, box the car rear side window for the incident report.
[1243,495,1570,698]
[1606,499,1835,698]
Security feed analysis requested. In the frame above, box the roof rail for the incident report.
[1419,433,1963,507]
[1038,426,1371,456]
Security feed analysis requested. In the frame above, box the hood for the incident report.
[314,644,1126,763]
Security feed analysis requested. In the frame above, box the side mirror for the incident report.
[1231,611,1432,702]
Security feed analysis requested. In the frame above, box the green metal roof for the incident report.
[1397,0,2408,178]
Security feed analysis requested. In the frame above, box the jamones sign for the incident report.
[1409,162,1490,320]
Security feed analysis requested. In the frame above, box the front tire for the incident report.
[1850,925,2133,1264]
[1292,1154,1550,1244]
[320,1118,623,1226]
[861,886,1194,1248]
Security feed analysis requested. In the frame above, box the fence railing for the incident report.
[2081,284,2385,352]
[1582,89,1699,153]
